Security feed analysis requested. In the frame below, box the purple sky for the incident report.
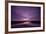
[11,6,40,21]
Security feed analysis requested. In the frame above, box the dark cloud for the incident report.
[11,6,40,21]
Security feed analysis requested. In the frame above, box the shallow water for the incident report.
[11,21,40,28]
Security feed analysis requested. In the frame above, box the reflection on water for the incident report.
[11,21,40,28]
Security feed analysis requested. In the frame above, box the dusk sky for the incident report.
[11,6,40,21]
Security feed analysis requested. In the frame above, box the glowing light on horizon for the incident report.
[23,18,30,20]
